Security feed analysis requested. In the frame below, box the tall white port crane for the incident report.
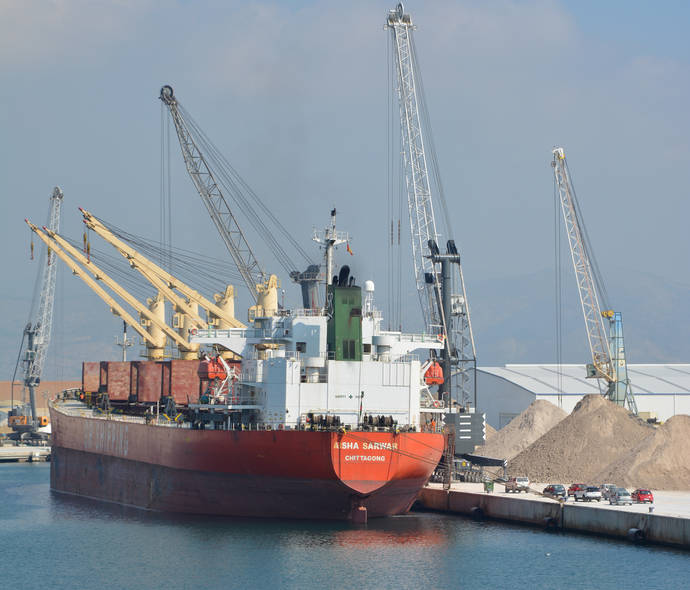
[386,3,476,407]
[9,187,63,440]
[552,147,638,414]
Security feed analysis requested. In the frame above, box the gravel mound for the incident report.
[475,399,566,461]
[594,414,690,490]
[508,394,654,483]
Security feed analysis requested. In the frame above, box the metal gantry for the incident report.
[21,187,63,430]
[160,85,265,301]
[552,148,613,382]
[552,147,637,413]
[386,3,439,331]
[386,3,477,406]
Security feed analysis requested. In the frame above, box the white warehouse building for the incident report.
[476,364,690,429]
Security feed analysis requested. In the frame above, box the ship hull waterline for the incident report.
[49,402,444,520]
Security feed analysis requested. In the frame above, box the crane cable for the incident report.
[103,222,246,284]
[9,330,28,409]
[174,102,314,274]
[563,158,611,312]
[554,174,564,404]
[66,228,245,299]
[409,34,453,242]
[183,110,302,275]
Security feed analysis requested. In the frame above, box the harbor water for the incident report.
[1,464,686,590]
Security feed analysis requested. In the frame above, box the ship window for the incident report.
[296,342,306,353]
[344,339,356,359]
[363,343,371,354]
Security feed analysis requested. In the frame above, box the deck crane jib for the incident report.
[552,147,638,414]
[386,3,477,408]
[26,221,166,357]
[159,85,265,303]
[159,85,314,321]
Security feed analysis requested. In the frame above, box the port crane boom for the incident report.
[552,147,637,414]
[387,4,439,331]
[386,3,476,406]
[159,85,265,301]
[10,188,63,438]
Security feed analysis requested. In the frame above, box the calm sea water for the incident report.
[0,463,686,590]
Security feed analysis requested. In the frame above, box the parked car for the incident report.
[599,483,617,500]
[632,489,654,503]
[609,487,633,505]
[568,483,587,497]
[505,477,530,493]
[542,484,566,500]
[574,486,602,502]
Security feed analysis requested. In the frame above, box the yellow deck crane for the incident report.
[80,209,244,330]
[26,221,188,359]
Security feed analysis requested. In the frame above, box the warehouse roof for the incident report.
[478,364,690,395]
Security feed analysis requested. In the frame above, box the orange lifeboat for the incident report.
[424,361,444,385]
[198,357,227,381]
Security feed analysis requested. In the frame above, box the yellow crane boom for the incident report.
[26,220,156,348]
[43,227,192,350]
[81,208,245,329]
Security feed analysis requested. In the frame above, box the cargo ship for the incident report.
[49,214,447,521]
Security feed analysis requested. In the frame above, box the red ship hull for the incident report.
[49,402,444,520]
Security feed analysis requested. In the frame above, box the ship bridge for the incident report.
[190,298,443,429]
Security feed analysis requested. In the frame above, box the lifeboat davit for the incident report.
[424,361,444,385]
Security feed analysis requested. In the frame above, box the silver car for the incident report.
[599,483,617,500]
[574,486,602,502]
[609,487,633,505]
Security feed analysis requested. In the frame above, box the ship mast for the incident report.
[312,208,349,287]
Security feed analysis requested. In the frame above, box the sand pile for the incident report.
[508,394,654,483]
[485,423,497,440]
[475,399,566,461]
[594,415,690,490]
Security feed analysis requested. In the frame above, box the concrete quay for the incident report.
[0,444,51,462]
[418,483,690,549]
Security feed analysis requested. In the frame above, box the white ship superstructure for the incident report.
[192,282,444,429]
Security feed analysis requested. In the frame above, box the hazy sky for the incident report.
[1,0,689,379]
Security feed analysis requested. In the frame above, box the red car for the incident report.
[568,483,587,497]
[632,489,654,503]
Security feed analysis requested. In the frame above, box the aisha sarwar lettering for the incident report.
[333,441,398,450]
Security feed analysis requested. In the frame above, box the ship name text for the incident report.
[345,455,386,462]
[333,441,398,450]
